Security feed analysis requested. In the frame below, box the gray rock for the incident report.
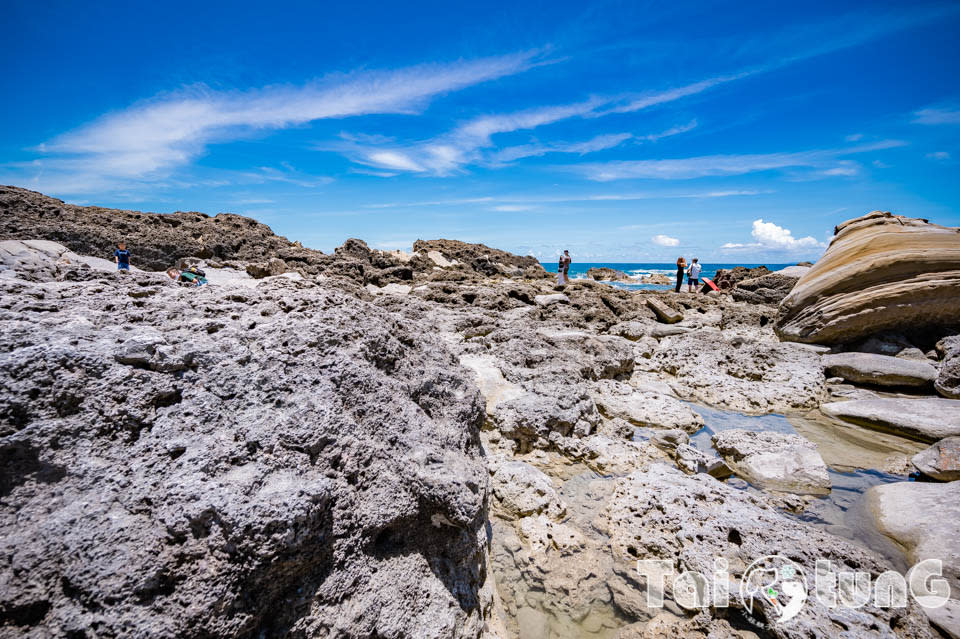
[912,437,960,481]
[490,384,600,453]
[897,346,930,361]
[648,325,694,338]
[576,435,664,476]
[866,481,960,639]
[0,275,493,638]
[592,379,704,433]
[491,461,566,520]
[937,336,960,399]
[603,465,934,637]
[607,320,651,341]
[673,444,732,479]
[649,429,689,453]
[731,272,799,304]
[821,398,960,442]
[712,429,831,494]
[652,330,826,413]
[534,293,569,307]
[823,352,938,387]
[646,298,682,324]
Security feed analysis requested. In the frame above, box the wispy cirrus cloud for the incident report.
[912,106,960,125]
[4,51,542,194]
[570,140,906,181]
[362,188,768,209]
[343,74,729,176]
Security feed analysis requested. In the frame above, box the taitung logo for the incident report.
[740,555,808,624]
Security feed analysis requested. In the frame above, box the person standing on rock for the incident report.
[557,250,571,286]
[675,257,686,293]
[687,257,702,293]
[114,242,131,271]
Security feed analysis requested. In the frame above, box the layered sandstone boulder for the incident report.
[776,211,960,344]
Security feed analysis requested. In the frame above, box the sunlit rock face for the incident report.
[776,211,960,345]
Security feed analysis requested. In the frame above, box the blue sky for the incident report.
[3,0,959,262]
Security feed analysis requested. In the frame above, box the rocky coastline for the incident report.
[1,186,959,639]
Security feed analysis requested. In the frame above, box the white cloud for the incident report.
[573,140,905,181]
[720,219,825,253]
[913,107,960,125]
[750,219,823,249]
[651,234,680,247]
[926,151,951,160]
[6,51,539,193]
[845,133,864,142]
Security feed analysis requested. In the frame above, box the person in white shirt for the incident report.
[687,258,702,293]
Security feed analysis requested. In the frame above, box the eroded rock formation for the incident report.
[776,211,960,345]
[0,271,493,638]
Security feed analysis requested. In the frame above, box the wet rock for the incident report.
[646,298,682,324]
[673,444,732,479]
[866,480,960,639]
[912,437,960,481]
[821,398,960,442]
[777,211,960,344]
[604,464,934,637]
[652,330,825,413]
[712,429,830,494]
[592,380,704,432]
[491,461,566,520]
[937,336,960,399]
[822,352,938,387]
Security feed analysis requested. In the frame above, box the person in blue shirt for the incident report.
[114,242,131,271]
[687,257,702,293]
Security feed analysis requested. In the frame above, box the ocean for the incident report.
[539,262,796,290]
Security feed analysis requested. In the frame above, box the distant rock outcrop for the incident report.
[776,211,960,344]
[0,185,545,286]
[586,267,630,282]
[0,185,322,273]
[712,265,770,290]
[412,239,540,276]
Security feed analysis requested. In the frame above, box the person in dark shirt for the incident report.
[114,242,131,271]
